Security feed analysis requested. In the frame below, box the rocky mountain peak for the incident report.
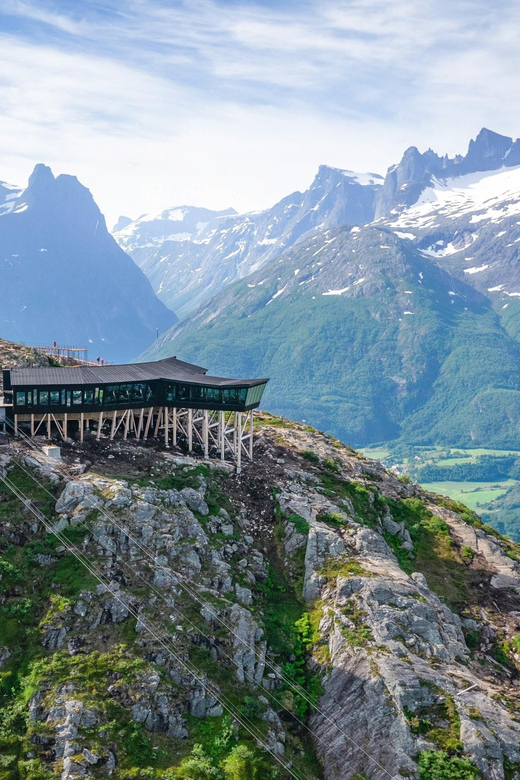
[111,215,133,232]
[0,166,176,361]
[466,127,513,169]
[376,128,520,218]
[16,164,105,237]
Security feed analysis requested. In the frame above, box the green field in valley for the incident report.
[420,480,517,511]
[361,444,520,540]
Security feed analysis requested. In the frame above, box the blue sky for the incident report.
[1,0,519,224]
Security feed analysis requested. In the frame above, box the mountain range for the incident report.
[140,128,520,448]
[0,164,175,363]
[4,128,520,448]
[113,167,383,317]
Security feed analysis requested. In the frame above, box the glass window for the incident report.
[98,388,104,404]
[246,383,266,407]
[26,390,32,407]
[16,391,26,406]
[66,391,71,407]
[118,384,132,403]
[84,389,94,405]
[61,389,66,405]
[39,391,49,405]
[105,385,117,404]
[72,390,82,405]
[50,390,60,405]
[132,383,145,402]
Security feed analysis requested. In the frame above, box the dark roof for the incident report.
[8,357,268,389]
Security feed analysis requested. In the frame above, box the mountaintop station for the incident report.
[0,357,268,467]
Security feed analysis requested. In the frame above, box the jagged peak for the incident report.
[27,163,55,189]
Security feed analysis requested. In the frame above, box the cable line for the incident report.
[0,471,309,780]
[3,426,398,779]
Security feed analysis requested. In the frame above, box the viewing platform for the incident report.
[28,344,101,366]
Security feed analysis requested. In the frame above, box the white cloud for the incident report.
[0,0,519,223]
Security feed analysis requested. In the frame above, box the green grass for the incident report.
[421,480,516,510]
[358,447,392,462]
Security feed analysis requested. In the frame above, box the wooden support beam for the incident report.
[64,413,68,442]
[173,407,177,446]
[236,412,242,471]
[249,409,254,460]
[110,410,118,440]
[96,412,103,440]
[203,409,209,458]
[14,414,18,436]
[220,411,225,461]
[47,414,51,441]
[188,408,193,451]
[144,407,154,440]
[79,413,84,443]
[165,406,169,448]
[137,408,144,439]
[154,407,162,437]
[30,414,34,437]
[123,410,131,440]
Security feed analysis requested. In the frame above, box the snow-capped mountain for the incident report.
[0,164,176,362]
[113,205,237,252]
[0,181,22,216]
[375,127,520,218]
[375,130,520,335]
[113,166,383,318]
[145,222,520,447]
[141,127,520,448]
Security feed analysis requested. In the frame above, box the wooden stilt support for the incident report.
[137,408,144,439]
[236,412,242,472]
[144,407,154,440]
[188,408,193,451]
[123,410,131,440]
[154,407,163,437]
[220,411,225,461]
[30,414,35,437]
[64,413,68,441]
[249,409,254,460]
[14,414,18,436]
[47,414,51,441]
[110,410,118,440]
[165,406,169,448]
[173,408,177,446]
[203,410,209,458]
[96,412,103,440]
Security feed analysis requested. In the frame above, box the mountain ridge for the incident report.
[113,165,384,318]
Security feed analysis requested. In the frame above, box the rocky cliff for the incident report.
[0,414,519,779]
[0,338,82,396]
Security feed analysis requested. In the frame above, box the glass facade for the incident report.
[11,379,266,413]
[165,382,250,407]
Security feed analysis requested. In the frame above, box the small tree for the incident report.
[174,744,221,780]
[418,750,481,780]
[221,745,257,780]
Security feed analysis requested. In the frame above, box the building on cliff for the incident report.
[1,356,268,466]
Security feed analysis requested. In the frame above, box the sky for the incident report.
[1,0,520,226]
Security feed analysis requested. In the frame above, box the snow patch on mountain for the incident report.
[391,165,520,229]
